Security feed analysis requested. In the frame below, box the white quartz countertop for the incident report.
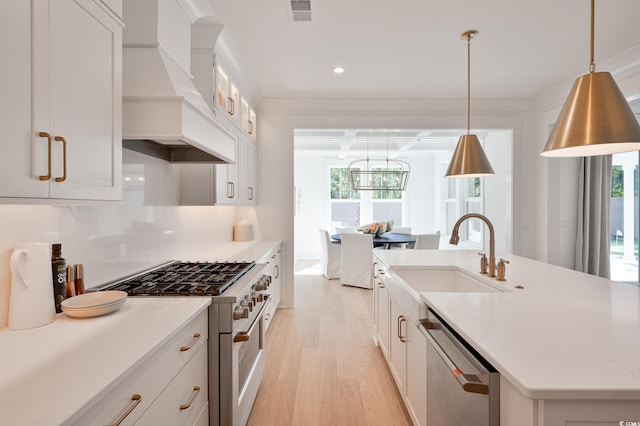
[0,297,211,426]
[374,249,640,400]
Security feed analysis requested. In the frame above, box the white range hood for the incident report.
[122,0,236,163]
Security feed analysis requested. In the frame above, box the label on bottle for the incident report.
[52,262,67,313]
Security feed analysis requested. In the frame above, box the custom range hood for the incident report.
[122,0,235,163]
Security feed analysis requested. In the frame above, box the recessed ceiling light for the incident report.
[333,67,344,74]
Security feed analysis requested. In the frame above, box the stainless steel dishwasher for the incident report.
[418,309,499,426]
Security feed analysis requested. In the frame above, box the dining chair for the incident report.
[388,226,412,249]
[319,229,341,279]
[414,231,441,249]
[340,233,373,289]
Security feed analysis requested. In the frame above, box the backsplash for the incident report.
[0,150,249,328]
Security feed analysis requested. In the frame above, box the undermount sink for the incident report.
[391,268,506,293]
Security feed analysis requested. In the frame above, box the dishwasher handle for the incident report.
[418,319,489,395]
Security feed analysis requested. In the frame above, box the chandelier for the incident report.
[348,139,410,191]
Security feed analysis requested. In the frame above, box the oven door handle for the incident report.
[234,298,270,343]
[418,319,489,395]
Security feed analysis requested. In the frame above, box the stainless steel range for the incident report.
[100,260,272,426]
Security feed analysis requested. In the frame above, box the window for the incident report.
[442,161,484,246]
[610,152,639,282]
[330,167,404,230]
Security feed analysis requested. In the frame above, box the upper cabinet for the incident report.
[0,0,123,202]
[240,97,257,141]
[215,63,241,126]
[214,58,257,141]
[179,134,257,206]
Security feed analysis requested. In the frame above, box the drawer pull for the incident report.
[38,132,52,180]
[53,136,67,182]
[112,394,141,426]
[179,333,201,352]
[179,386,201,410]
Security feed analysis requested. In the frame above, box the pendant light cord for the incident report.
[467,34,471,135]
[590,0,595,73]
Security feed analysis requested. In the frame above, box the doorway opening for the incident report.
[293,128,513,268]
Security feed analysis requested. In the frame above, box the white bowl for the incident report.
[62,298,126,318]
[61,291,127,310]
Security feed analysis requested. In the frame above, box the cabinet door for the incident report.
[406,320,427,426]
[240,97,250,134]
[215,63,230,113]
[389,297,407,394]
[45,0,122,200]
[248,107,257,140]
[214,140,240,205]
[377,279,390,360]
[1,0,121,201]
[0,1,48,197]
[245,139,257,204]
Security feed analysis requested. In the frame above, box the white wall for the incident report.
[0,150,247,328]
[258,98,538,307]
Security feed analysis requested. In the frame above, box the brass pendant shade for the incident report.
[541,72,640,157]
[445,30,495,178]
[541,0,640,157]
[445,134,495,177]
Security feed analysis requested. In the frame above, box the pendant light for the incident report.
[445,30,495,178]
[348,139,410,191]
[541,0,640,157]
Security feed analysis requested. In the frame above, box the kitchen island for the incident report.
[373,249,640,425]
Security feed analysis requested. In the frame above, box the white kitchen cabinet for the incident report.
[375,264,427,426]
[179,134,257,206]
[215,62,241,126]
[374,265,390,359]
[389,296,407,393]
[387,292,427,426]
[1,0,122,202]
[135,344,208,426]
[73,311,208,426]
[260,242,282,332]
[244,138,258,204]
[240,97,258,141]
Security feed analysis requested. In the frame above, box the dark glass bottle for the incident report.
[51,243,67,313]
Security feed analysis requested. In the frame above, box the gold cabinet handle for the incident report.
[179,333,201,352]
[248,186,254,200]
[234,332,250,343]
[275,264,279,279]
[228,97,235,115]
[112,394,142,426]
[179,386,200,410]
[38,132,52,181]
[248,120,254,135]
[54,136,67,182]
[377,280,385,289]
[397,315,407,343]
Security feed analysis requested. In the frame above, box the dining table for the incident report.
[331,232,417,249]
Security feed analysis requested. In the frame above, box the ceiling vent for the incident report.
[289,0,312,22]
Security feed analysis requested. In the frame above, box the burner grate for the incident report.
[102,261,255,296]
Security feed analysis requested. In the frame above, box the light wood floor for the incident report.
[247,260,411,426]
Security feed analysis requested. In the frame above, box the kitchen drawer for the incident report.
[72,311,207,425]
[135,344,208,425]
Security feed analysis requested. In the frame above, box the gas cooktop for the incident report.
[102,261,256,296]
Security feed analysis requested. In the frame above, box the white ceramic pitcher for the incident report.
[8,242,56,330]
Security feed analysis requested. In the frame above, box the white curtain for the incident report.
[574,155,612,278]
